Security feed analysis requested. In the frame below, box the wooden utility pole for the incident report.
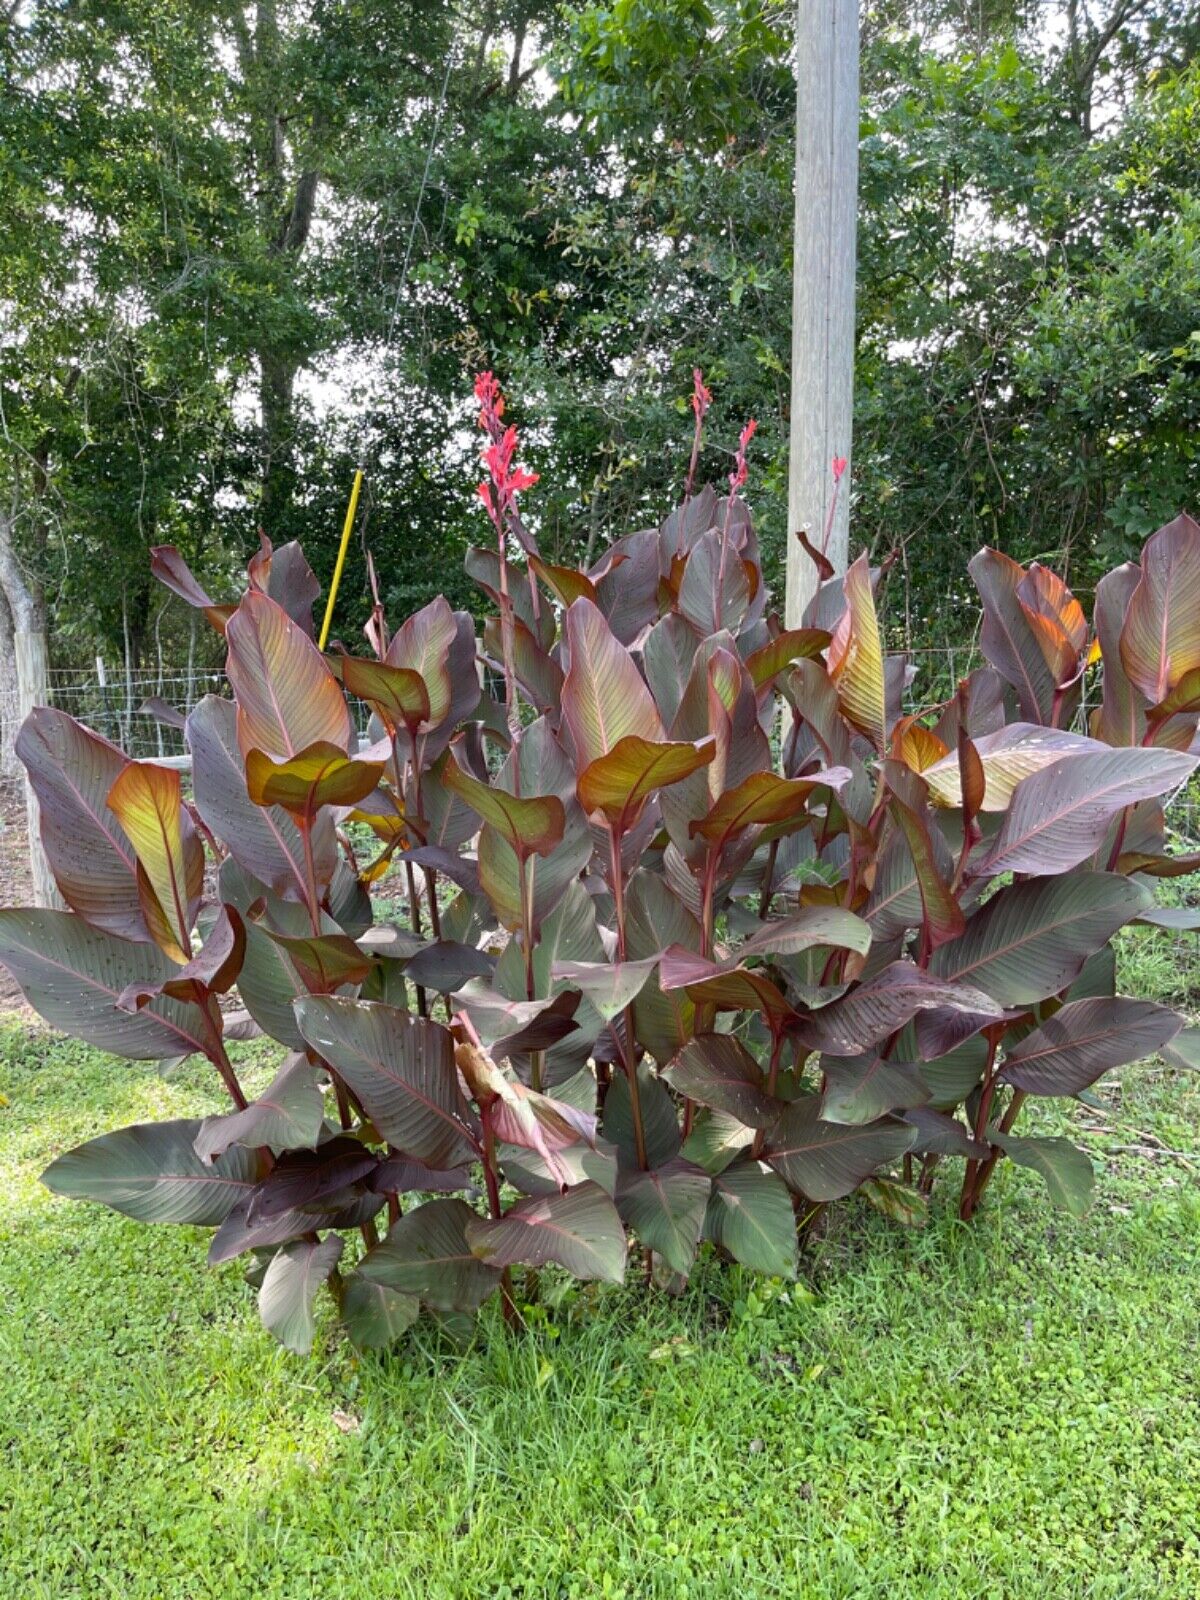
[785,0,860,626]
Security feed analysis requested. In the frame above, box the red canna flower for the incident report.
[475,404,538,535]
[475,371,505,440]
[729,418,758,493]
[691,368,712,422]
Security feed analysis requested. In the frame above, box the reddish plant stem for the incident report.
[404,857,429,1018]
[758,838,780,919]
[968,1088,1027,1210]
[204,1003,248,1111]
[751,1027,786,1159]
[608,824,649,1170]
[960,1026,1002,1220]
[299,816,322,937]
[714,499,735,632]
[480,1101,521,1328]
[516,849,544,1091]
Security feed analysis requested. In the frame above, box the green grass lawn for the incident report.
[2,1020,1199,1600]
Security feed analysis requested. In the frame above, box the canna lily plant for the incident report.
[3,374,1199,1354]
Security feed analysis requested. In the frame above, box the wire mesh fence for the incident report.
[42,667,378,761]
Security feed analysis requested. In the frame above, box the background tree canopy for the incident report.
[1,0,1197,674]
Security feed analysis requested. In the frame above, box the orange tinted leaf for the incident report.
[827,553,887,752]
[245,742,386,816]
[894,720,948,773]
[882,761,966,951]
[689,768,849,844]
[744,628,831,692]
[107,763,200,964]
[441,757,565,859]
[561,598,663,766]
[336,657,430,734]
[529,556,597,607]
[577,736,715,828]
[226,590,353,758]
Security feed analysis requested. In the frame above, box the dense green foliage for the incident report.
[3,1021,1200,1596]
[2,0,1199,664]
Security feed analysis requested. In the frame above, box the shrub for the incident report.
[3,376,1198,1353]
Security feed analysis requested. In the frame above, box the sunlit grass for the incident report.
[2,1016,1199,1598]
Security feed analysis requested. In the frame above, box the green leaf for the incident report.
[998,998,1181,1095]
[0,910,212,1062]
[704,1161,797,1278]
[339,1275,420,1350]
[1162,1027,1200,1071]
[739,906,872,961]
[625,871,701,1064]
[681,1107,755,1175]
[259,1236,344,1354]
[259,928,374,993]
[551,957,659,1022]
[821,1053,931,1125]
[294,997,479,1167]
[602,1063,682,1169]
[194,1055,326,1164]
[615,1159,712,1275]
[989,1132,1094,1217]
[663,1034,780,1128]
[357,1198,501,1312]
[930,873,1151,1005]
[767,1099,915,1200]
[466,1181,628,1282]
[500,1138,618,1198]
[42,1118,257,1224]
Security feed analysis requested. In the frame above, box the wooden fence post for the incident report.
[785,0,860,626]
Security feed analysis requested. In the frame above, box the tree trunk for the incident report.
[0,585,18,781]
[259,349,298,539]
[785,0,860,627]
[0,509,61,906]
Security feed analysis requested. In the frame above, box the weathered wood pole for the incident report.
[785,0,860,626]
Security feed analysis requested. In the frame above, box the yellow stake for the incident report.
[318,467,364,651]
